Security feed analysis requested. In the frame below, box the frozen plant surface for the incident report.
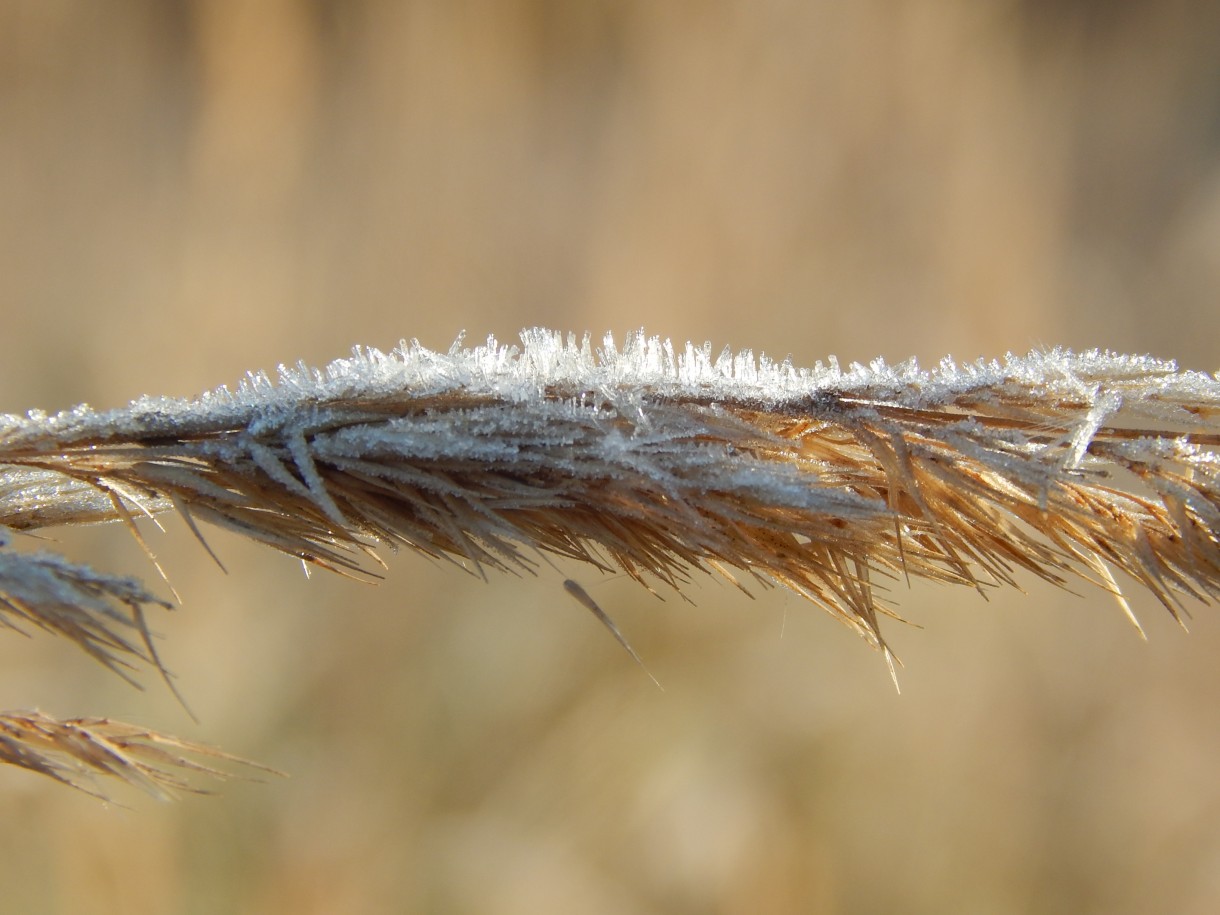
[0,328,1217,795]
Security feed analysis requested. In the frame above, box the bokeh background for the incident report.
[2,2,1219,912]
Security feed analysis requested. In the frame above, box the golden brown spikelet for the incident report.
[0,711,279,800]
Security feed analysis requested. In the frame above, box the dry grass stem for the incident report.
[0,328,1217,793]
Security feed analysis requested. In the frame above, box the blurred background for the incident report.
[1,1,1219,912]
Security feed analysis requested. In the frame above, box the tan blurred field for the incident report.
[2,2,1219,912]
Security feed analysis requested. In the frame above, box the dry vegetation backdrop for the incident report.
[2,2,1219,913]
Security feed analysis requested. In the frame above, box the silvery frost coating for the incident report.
[0,328,1218,680]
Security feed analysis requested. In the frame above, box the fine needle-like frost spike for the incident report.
[564,579,664,691]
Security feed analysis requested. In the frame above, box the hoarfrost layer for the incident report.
[2,328,1216,444]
